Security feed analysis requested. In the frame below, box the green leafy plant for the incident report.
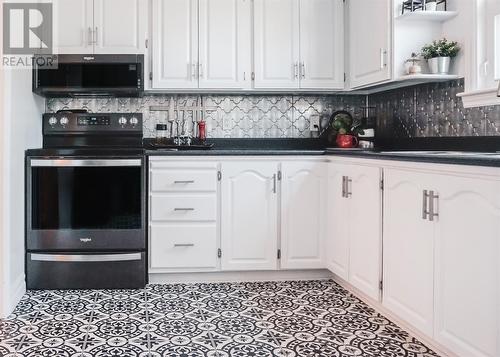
[421,38,460,60]
[331,112,364,136]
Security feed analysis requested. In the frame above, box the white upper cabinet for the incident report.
[253,0,300,89]
[53,0,94,54]
[254,0,344,90]
[299,0,344,89]
[220,162,279,271]
[198,0,252,89]
[53,0,146,54]
[152,0,198,89]
[383,168,435,338]
[458,0,500,107]
[433,174,500,357]
[280,162,326,269]
[348,0,391,88]
[93,0,147,54]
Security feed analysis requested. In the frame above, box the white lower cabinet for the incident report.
[220,162,279,271]
[383,168,435,337]
[384,165,500,357]
[280,161,326,269]
[326,160,382,301]
[432,174,500,357]
[150,224,218,269]
[148,159,219,273]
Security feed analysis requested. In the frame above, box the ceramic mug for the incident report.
[336,134,359,148]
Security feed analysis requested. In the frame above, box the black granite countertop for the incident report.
[144,138,500,168]
[324,149,500,168]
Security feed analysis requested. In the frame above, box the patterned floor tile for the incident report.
[0,280,441,357]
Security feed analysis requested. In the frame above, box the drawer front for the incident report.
[27,252,146,289]
[150,169,217,192]
[150,195,217,222]
[150,225,217,269]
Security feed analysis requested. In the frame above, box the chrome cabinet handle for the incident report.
[341,176,346,198]
[300,62,306,79]
[198,63,203,78]
[88,27,94,45]
[273,174,277,194]
[422,190,430,220]
[294,62,299,79]
[174,180,195,184]
[428,191,439,221]
[346,177,352,197]
[174,243,194,247]
[191,63,197,78]
[174,208,195,211]
[380,48,387,69]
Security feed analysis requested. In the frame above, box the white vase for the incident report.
[425,2,437,11]
[428,57,451,74]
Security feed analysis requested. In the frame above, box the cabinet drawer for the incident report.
[150,169,217,192]
[150,225,217,269]
[150,195,217,222]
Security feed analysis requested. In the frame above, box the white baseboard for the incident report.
[1,274,25,318]
[330,273,457,357]
[149,269,332,284]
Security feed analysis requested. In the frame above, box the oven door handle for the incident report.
[30,253,142,262]
[30,159,142,167]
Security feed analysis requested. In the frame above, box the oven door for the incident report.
[27,157,145,251]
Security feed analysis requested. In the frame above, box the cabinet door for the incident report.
[220,162,279,271]
[383,168,434,337]
[433,175,500,357]
[299,0,344,89]
[198,0,251,89]
[93,0,147,54]
[253,0,300,89]
[347,165,382,301]
[326,163,350,280]
[348,0,391,88]
[152,0,199,89]
[53,0,93,54]
[281,162,326,269]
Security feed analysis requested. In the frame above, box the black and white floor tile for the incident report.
[0,280,440,356]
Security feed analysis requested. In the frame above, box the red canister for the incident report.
[198,121,206,141]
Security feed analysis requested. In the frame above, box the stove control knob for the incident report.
[59,117,69,126]
[118,116,127,125]
[48,117,58,126]
[129,117,139,126]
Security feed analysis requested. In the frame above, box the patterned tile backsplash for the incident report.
[371,79,500,138]
[46,95,366,138]
[46,79,500,139]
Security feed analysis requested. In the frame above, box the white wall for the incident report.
[0,68,44,317]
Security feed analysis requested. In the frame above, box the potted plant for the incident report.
[330,111,364,148]
[425,0,437,11]
[421,38,460,74]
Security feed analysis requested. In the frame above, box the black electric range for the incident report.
[25,112,147,290]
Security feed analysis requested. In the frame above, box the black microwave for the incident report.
[33,54,144,98]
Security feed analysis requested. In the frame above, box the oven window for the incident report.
[32,166,142,230]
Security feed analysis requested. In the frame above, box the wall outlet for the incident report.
[310,114,320,131]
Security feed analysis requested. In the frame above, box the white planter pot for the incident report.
[425,2,437,11]
[428,57,451,74]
